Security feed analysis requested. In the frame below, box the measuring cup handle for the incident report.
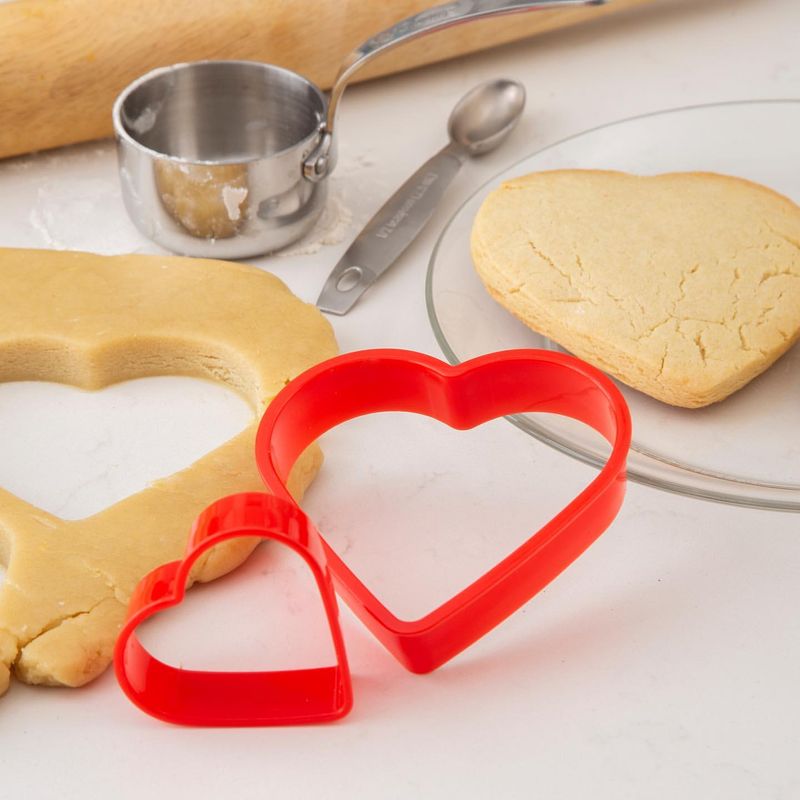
[303,0,605,180]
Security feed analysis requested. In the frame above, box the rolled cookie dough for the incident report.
[472,170,800,407]
[0,247,337,695]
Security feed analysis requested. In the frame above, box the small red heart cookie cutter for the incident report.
[257,349,630,673]
[115,348,630,725]
[114,492,352,726]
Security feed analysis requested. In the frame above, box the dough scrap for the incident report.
[471,170,800,408]
[155,162,249,239]
[0,247,338,695]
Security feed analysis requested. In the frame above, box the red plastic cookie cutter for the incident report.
[256,348,631,674]
[115,348,630,726]
[114,492,352,726]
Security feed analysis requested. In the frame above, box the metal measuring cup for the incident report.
[113,0,603,258]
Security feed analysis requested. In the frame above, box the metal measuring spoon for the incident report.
[316,78,526,315]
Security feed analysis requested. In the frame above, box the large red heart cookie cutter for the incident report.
[256,349,631,674]
[114,492,352,726]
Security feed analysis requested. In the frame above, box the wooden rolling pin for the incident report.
[0,0,650,160]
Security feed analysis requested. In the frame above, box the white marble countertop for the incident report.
[1,1,799,797]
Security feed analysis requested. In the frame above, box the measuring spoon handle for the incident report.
[316,144,464,315]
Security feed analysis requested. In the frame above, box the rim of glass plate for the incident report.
[425,98,800,513]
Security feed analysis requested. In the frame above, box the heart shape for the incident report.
[0,376,251,520]
[114,492,352,726]
[472,170,800,407]
[256,349,631,673]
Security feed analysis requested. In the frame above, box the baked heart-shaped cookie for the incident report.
[0,247,337,695]
[471,170,800,407]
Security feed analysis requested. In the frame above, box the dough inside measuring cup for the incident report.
[155,162,250,239]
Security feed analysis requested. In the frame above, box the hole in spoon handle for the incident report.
[336,266,364,293]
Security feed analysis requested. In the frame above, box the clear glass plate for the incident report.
[426,100,800,512]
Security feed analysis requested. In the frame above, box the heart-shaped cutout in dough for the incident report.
[471,170,800,408]
[0,247,337,696]
[0,377,251,520]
